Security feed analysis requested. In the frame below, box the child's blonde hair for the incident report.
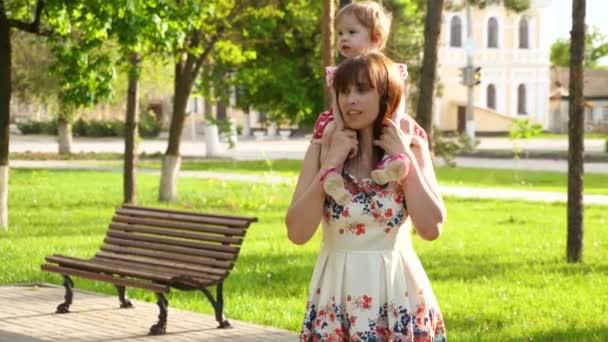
[335,1,393,50]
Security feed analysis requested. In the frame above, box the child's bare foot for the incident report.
[371,159,406,185]
[323,172,351,206]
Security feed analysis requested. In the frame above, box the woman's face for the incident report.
[337,77,380,130]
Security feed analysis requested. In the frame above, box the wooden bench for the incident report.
[41,204,258,335]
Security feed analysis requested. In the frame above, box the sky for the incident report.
[549,0,608,65]
[549,0,608,41]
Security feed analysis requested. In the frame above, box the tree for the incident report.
[159,1,280,202]
[203,0,324,128]
[551,26,608,68]
[1,0,55,229]
[1,1,122,229]
[415,0,443,151]
[417,0,529,151]
[567,0,585,263]
[322,0,334,107]
[90,1,176,204]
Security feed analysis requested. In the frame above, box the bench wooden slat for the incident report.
[109,223,243,245]
[45,255,175,283]
[94,251,228,276]
[112,215,246,236]
[106,231,239,257]
[41,264,170,293]
[121,204,258,225]
[41,205,256,334]
[104,236,237,261]
[116,208,254,228]
[99,245,233,269]
[90,257,221,283]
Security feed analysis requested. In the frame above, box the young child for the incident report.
[313,1,427,205]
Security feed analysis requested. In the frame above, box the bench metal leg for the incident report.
[56,275,74,314]
[201,283,231,329]
[115,285,133,308]
[149,293,168,335]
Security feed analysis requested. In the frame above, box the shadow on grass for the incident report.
[506,326,608,341]
[226,252,317,298]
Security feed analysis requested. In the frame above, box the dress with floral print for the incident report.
[301,172,446,342]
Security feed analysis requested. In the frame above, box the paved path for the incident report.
[10,161,608,205]
[0,284,297,341]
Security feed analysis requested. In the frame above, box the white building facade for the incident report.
[436,0,552,133]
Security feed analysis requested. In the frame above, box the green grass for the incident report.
[138,159,608,195]
[536,132,608,139]
[435,166,608,194]
[0,170,607,341]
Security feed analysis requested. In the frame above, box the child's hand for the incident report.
[373,118,413,157]
[321,120,358,170]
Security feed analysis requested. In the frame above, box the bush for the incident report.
[433,128,477,167]
[139,110,161,138]
[605,138,608,153]
[17,116,160,138]
[73,119,124,137]
[17,120,58,135]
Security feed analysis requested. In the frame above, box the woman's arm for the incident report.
[401,147,446,241]
[285,122,356,245]
[286,123,336,245]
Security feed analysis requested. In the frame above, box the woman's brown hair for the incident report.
[333,52,403,158]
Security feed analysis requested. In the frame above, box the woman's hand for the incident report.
[320,120,358,170]
[373,118,413,157]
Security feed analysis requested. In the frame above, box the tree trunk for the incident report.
[159,54,194,202]
[0,6,9,230]
[124,53,140,204]
[415,0,444,152]
[567,0,585,263]
[57,118,72,155]
[322,0,334,107]
[159,154,181,202]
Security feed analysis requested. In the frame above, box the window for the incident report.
[519,18,529,49]
[487,17,498,48]
[517,84,526,115]
[487,84,496,109]
[450,16,462,47]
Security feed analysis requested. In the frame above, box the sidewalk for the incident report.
[0,284,297,341]
[10,161,608,205]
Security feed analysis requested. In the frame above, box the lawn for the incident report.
[138,159,608,195]
[1,169,607,341]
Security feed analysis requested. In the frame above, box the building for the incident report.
[549,66,608,133]
[436,0,552,134]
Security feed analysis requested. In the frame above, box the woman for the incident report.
[286,52,447,341]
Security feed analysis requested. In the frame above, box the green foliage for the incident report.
[509,118,543,159]
[200,0,320,127]
[550,26,608,68]
[17,120,58,135]
[138,110,162,138]
[72,119,123,137]
[432,129,478,167]
[445,0,529,12]
[17,114,160,138]
[604,138,608,153]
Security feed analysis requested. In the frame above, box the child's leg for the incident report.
[371,154,409,185]
[318,121,351,206]
[321,170,351,206]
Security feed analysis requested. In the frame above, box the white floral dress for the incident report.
[300,172,446,342]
